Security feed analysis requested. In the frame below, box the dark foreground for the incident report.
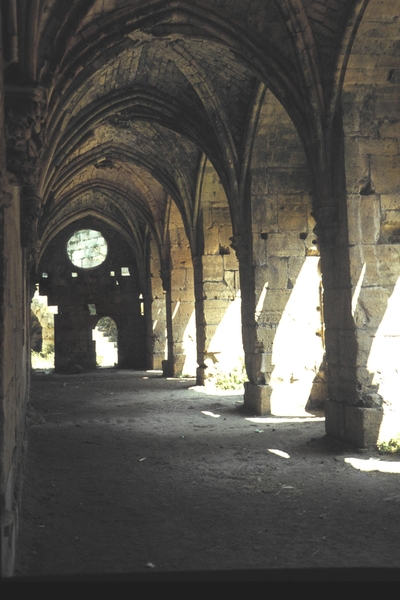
[11,369,400,580]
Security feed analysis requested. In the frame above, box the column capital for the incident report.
[4,84,47,186]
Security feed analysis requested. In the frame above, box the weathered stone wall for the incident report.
[0,184,30,577]
[335,0,400,445]
[149,238,167,370]
[168,201,196,376]
[38,218,146,372]
[244,90,326,415]
[194,158,243,385]
[3,0,400,579]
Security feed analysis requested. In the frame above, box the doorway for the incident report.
[93,317,118,368]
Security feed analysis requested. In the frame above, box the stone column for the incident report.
[160,201,196,377]
[160,262,174,377]
[1,83,46,577]
[193,158,243,386]
[320,2,400,447]
[148,240,166,370]
[193,252,241,386]
[239,90,326,416]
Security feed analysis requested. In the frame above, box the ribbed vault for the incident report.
[28,0,363,261]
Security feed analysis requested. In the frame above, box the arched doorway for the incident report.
[30,287,56,370]
[93,317,118,368]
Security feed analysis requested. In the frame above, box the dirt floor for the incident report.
[12,368,400,580]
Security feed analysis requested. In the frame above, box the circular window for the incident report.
[67,229,108,269]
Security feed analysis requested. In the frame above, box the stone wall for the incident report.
[194,159,243,385]
[332,0,400,445]
[167,201,196,376]
[38,218,147,372]
[243,90,326,416]
[2,1,400,578]
[149,237,167,370]
[0,185,30,577]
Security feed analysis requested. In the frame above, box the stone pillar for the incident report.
[194,253,241,386]
[54,309,96,372]
[323,3,400,447]
[161,201,196,377]
[240,90,326,416]
[148,239,166,370]
[1,81,45,576]
[171,255,195,374]
[193,158,243,386]
[0,180,29,578]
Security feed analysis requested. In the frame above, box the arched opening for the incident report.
[93,316,118,368]
[67,229,108,269]
[30,287,56,371]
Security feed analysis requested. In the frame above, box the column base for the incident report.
[325,400,383,448]
[162,360,174,377]
[196,366,206,386]
[1,508,16,577]
[243,382,271,415]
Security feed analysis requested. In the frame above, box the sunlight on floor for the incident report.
[201,411,220,418]
[344,457,400,474]
[189,385,244,396]
[267,449,290,459]
[246,416,325,424]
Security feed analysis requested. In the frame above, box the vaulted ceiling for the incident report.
[2,0,364,264]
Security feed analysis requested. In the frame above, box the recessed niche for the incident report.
[67,229,107,269]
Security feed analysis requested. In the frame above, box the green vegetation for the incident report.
[97,316,117,345]
[31,347,55,369]
[215,363,247,390]
[377,436,400,454]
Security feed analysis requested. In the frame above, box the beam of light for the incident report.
[172,300,181,320]
[181,309,197,376]
[367,275,400,442]
[269,257,325,416]
[255,283,268,322]
[206,289,244,377]
[152,319,158,330]
[352,262,366,316]
[268,449,290,459]
[344,457,400,474]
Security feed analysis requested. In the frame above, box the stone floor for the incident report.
[12,369,400,580]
